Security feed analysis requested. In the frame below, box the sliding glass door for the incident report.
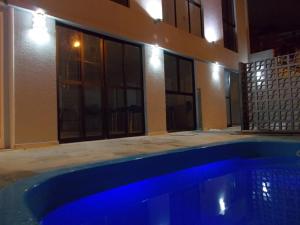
[164,52,196,132]
[57,24,144,143]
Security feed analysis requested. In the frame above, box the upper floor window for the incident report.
[222,0,238,52]
[110,0,129,7]
[162,0,204,38]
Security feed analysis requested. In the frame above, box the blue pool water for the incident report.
[41,157,300,225]
[2,141,300,225]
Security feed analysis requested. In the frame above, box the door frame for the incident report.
[164,51,197,132]
[225,69,241,127]
[0,9,4,148]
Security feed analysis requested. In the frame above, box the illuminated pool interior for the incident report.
[1,140,300,225]
[41,157,300,225]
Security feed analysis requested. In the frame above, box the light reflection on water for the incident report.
[42,158,300,225]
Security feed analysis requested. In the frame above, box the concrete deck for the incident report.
[0,130,299,188]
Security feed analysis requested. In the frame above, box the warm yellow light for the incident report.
[73,41,81,48]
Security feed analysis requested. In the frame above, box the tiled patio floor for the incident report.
[0,130,299,188]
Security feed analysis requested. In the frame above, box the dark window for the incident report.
[164,52,196,132]
[163,0,204,38]
[57,24,144,143]
[176,0,189,32]
[110,0,129,7]
[222,0,238,51]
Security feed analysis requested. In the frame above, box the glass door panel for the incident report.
[105,40,124,87]
[179,58,194,93]
[59,84,82,139]
[107,88,127,137]
[82,33,103,138]
[57,25,83,140]
[127,89,144,134]
[84,86,103,137]
[104,40,126,137]
[166,94,195,131]
[165,52,196,132]
[165,54,179,92]
[124,44,143,88]
[124,44,144,135]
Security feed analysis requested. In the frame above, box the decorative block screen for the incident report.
[240,52,300,132]
[251,168,300,224]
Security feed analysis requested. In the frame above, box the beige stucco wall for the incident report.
[2,0,250,147]
[195,61,227,130]
[144,45,167,135]
[12,8,57,147]
[7,0,249,70]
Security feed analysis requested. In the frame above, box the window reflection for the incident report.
[42,158,300,225]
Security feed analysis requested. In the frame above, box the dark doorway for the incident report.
[56,24,145,143]
[225,70,241,127]
[164,52,196,132]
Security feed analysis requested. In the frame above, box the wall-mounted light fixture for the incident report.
[212,62,220,82]
[29,9,50,45]
[205,27,218,43]
[150,44,161,69]
[145,0,163,21]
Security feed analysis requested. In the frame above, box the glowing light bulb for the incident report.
[29,9,49,45]
[150,44,161,69]
[146,0,163,20]
[205,27,218,43]
[212,62,220,82]
[73,41,81,48]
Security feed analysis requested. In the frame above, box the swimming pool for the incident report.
[1,140,300,225]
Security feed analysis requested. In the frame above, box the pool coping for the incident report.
[1,138,300,225]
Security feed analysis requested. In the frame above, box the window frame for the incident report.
[222,0,238,52]
[110,0,129,7]
[0,10,3,148]
[163,0,204,38]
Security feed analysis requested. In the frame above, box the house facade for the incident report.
[0,0,250,148]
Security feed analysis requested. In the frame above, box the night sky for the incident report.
[248,0,300,53]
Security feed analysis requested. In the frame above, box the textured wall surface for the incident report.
[195,61,227,130]
[143,45,167,135]
[13,8,57,146]
[7,0,249,70]
[2,0,250,146]
[250,49,274,62]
